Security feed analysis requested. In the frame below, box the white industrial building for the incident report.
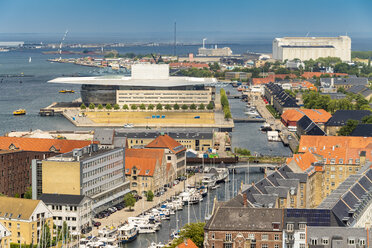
[273,36,351,62]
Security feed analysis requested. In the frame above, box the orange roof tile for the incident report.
[176,239,198,248]
[301,72,348,79]
[0,136,93,153]
[275,73,297,80]
[146,134,186,154]
[281,109,332,124]
[125,148,164,176]
[252,75,275,85]
[169,62,209,68]
[287,152,319,171]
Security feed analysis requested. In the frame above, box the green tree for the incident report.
[146,190,154,201]
[39,224,52,248]
[178,222,205,248]
[105,103,112,110]
[89,103,95,109]
[207,102,214,110]
[337,86,347,94]
[62,221,70,242]
[165,104,172,110]
[198,103,205,110]
[122,104,129,110]
[14,193,20,198]
[173,103,180,110]
[80,103,86,110]
[156,103,163,110]
[190,104,197,110]
[131,104,138,110]
[362,115,372,124]
[24,186,32,199]
[338,119,359,136]
[124,193,136,211]
[181,104,188,110]
[139,104,146,110]
[113,104,120,110]
[148,104,155,110]
[97,104,103,110]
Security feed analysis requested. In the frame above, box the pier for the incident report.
[233,117,266,123]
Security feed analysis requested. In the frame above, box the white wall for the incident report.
[131,64,169,80]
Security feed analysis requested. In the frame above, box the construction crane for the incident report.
[151,53,163,64]
[58,29,68,60]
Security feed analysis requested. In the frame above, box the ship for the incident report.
[59,89,75,93]
[13,109,26,115]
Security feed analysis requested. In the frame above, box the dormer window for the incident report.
[355,159,360,164]
[145,170,150,175]
[330,159,335,164]
[348,158,353,164]
[339,159,343,164]
[8,144,18,150]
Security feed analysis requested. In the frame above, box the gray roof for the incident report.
[94,129,114,145]
[39,194,87,206]
[321,77,368,86]
[277,178,299,193]
[205,207,283,231]
[320,93,346,100]
[252,194,278,207]
[350,124,372,137]
[264,186,289,198]
[326,110,371,126]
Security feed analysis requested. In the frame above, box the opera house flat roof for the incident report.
[48,75,217,87]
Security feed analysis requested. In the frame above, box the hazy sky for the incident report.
[0,0,371,35]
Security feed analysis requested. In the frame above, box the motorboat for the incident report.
[215,168,229,183]
[148,242,165,248]
[123,123,134,128]
[13,109,26,115]
[118,224,138,244]
[201,174,217,188]
[59,89,75,93]
[97,226,118,245]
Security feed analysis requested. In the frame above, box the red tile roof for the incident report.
[0,136,93,153]
[146,134,186,154]
[281,109,332,124]
[275,74,297,80]
[125,148,164,176]
[176,239,198,248]
[301,72,348,79]
[252,75,275,85]
[169,62,209,68]
[286,152,319,171]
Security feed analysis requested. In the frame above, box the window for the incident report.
[349,159,353,164]
[322,237,329,245]
[331,175,335,179]
[348,238,355,245]
[223,244,232,248]
[349,167,353,172]
[17,224,20,229]
[331,166,335,171]
[261,234,268,240]
[272,223,280,230]
[300,233,305,240]
[356,159,360,164]
[261,245,268,248]
[330,159,335,164]
[339,159,343,164]
[211,243,215,248]
[274,234,279,240]
[310,238,318,245]
[360,239,366,245]
[287,223,294,231]
[167,156,172,161]
[274,245,279,248]
[225,233,232,242]
[299,244,306,248]
[331,182,335,187]
[248,233,255,240]
[211,232,215,239]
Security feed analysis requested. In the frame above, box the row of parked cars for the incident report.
[94,202,125,219]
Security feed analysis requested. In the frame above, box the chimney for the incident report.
[243,193,248,207]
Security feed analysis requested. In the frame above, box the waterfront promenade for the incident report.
[90,174,202,236]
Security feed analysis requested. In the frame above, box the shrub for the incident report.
[113,104,120,110]
[97,104,103,110]
[131,104,138,110]
[105,103,112,110]
[123,104,129,110]
[89,103,95,109]
[80,103,86,110]
[173,103,180,110]
[207,102,214,110]
[156,103,163,110]
[181,104,188,110]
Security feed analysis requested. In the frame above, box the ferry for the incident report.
[13,109,26,115]
[59,89,75,93]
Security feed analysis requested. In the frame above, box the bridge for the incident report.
[233,118,266,123]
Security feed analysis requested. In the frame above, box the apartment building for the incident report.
[0,196,53,246]
[34,143,130,213]
[145,134,186,176]
[325,110,371,135]
[0,222,11,248]
[39,194,92,234]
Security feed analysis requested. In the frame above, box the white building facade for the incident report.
[273,36,351,62]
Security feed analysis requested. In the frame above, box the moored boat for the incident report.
[13,109,26,115]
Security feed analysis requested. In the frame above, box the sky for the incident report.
[0,0,371,41]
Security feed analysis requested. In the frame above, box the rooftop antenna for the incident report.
[202,38,207,49]
[59,29,68,61]
[173,21,177,56]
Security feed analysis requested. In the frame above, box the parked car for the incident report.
[94,222,101,227]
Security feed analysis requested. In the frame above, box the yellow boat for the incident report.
[59,89,75,93]
[13,109,26,115]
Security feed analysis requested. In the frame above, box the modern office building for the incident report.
[273,36,351,62]
[49,64,216,106]
[33,143,130,213]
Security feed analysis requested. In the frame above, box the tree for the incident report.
[122,104,129,110]
[124,193,136,211]
[14,193,20,198]
[179,222,205,248]
[337,86,347,94]
[113,104,120,110]
[89,103,95,109]
[362,115,372,124]
[146,190,154,201]
[131,104,138,110]
[156,103,163,110]
[39,224,52,248]
[207,102,214,110]
[338,119,359,136]
[139,104,146,110]
[173,103,180,110]
[165,104,172,110]
[24,186,32,199]
[62,221,70,242]
[97,104,103,110]
[181,104,188,110]
[198,103,205,110]
[148,104,155,110]
[80,103,86,110]
[105,103,112,110]
[190,103,197,110]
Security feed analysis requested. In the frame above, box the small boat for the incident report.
[148,242,165,248]
[118,224,138,244]
[29,57,32,63]
[124,123,134,128]
[13,109,26,115]
[211,184,220,190]
[59,89,75,93]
